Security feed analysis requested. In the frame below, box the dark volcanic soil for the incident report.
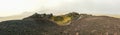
[0,14,120,35]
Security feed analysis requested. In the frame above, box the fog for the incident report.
[0,0,120,17]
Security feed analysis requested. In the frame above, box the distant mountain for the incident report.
[0,12,120,35]
[0,12,34,22]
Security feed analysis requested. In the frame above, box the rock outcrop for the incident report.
[0,12,120,35]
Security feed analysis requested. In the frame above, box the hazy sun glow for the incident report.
[0,0,75,17]
[43,0,75,8]
[0,0,120,17]
[44,0,61,8]
[0,0,42,17]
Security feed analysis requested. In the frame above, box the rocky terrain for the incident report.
[0,12,120,35]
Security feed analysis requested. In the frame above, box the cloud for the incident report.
[0,0,120,17]
[39,0,120,15]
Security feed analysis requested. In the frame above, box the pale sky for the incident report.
[0,0,120,17]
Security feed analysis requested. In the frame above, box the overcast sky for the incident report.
[0,0,120,17]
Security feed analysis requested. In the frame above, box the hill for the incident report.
[0,12,120,35]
